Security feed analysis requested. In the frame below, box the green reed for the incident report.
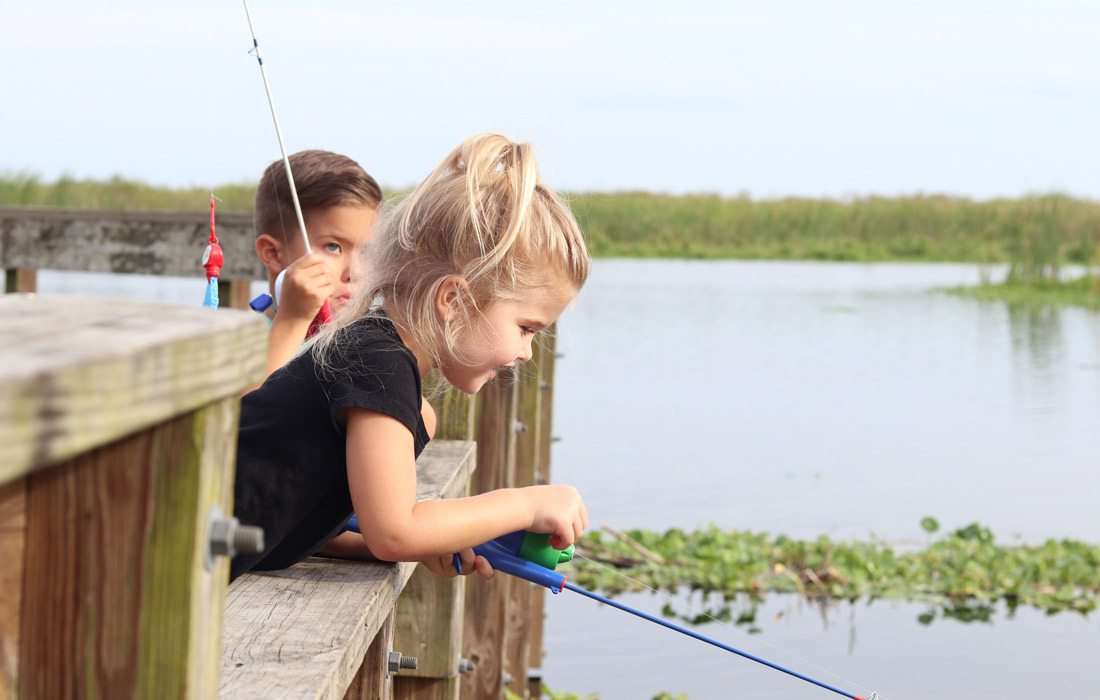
[3,174,1098,272]
[0,172,256,212]
[569,191,1100,264]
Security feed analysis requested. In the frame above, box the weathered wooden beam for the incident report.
[0,294,264,698]
[390,381,475,700]
[4,268,36,294]
[220,440,476,700]
[0,479,25,700]
[460,379,518,699]
[526,332,557,680]
[218,277,255,311]
[0,206,264,279]
[0,294,266,482]
[19,396,240,698]
[344,610,395,700]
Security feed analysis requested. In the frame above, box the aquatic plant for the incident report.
[565,522,1100,621]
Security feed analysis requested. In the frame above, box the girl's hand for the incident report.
[279,253,333,322]
[419,548,494,580]
[525,484,589,549]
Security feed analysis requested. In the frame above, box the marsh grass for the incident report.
[570,191,1100,263]
[4,174,1099,306]
[0,172,256,211]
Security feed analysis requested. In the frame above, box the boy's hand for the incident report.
[525,484,589,550]
[420,548,494,579]
[279,253,334,322]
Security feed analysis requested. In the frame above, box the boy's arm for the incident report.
[263,254,335,377]
[316,530,493,579]
[265,313,314,375]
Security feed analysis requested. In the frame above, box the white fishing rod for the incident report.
[241,0,332,326]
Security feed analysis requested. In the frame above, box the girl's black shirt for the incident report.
[230,314,430,581]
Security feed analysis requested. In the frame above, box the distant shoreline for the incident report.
[3,175,1098,268]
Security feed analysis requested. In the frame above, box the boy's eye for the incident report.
[324,242,342,253]
[520,326,536,336]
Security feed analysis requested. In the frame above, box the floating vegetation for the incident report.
[949,275,1100,311]
[507,687,687,700]
[564,521,1100,623]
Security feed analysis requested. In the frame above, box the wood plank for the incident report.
[0,295,266,482]
[344,610,394,700]
[0,479,25,698]
[425,373,476,442]
[526,333,558,674]
[393,384,474,700]
[391,549,465,700]
[502,359,547,697]
[460,380,517,699]
[219,278,255,311]
[221,441,476,700]
[0,206,263,279]
[4,268,36,294]
[19,398,237,698]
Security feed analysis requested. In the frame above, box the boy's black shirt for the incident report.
[231,314,430,581]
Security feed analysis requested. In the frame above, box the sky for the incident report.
[2,1,1099,199]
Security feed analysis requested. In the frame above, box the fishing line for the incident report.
[572,552,884,700]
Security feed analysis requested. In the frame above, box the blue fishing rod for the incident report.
[345,519,876,699]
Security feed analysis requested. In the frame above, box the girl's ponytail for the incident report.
[312,133,589,380]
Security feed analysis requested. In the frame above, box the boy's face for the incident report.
[283,204,378,311]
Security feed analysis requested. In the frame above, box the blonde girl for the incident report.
[231,134,590,581]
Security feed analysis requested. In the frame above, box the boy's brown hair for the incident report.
[254,150,383,239]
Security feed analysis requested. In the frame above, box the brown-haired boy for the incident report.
[253,149,381,376]
[248,149,437,561]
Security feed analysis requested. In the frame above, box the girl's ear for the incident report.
[434,275,471,323]
[255,234,289,275]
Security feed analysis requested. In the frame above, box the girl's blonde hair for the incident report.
[312,133,589,374]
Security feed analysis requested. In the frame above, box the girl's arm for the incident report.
[344,407,587,562]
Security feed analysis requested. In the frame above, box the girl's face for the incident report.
[443,281,577,394]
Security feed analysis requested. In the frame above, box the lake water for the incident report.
[543,260,1099,699]
[34,260,1100,698]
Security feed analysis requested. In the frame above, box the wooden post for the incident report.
[392,377,476,700]
[344,610,396,700]
[217,278,254,311]
[0,295,265,698]
[460,378,518,699]
[526,331,557,698]
[4,268,37,294]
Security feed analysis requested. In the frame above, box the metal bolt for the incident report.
[538,381,550,391]
[388,651,418,674]
[513,420,528,434]
[502,671,514,686]
[207,505,265,570]
[458,657,477,674]
[551,435,562,443]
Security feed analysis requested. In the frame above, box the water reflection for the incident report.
[542,588,1099,700]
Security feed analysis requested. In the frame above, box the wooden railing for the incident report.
[0,294,267,697]
[1,207,561,699]
[1,206,262,308]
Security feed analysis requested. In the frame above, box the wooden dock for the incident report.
[1,207,563,699]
